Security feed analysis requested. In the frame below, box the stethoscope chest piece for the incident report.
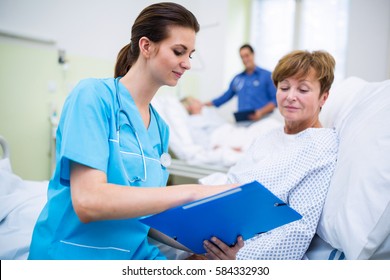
[160,153,172,168]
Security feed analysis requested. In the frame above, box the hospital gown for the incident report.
[226,127,338,259]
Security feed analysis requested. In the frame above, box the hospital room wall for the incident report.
[345,0,390,81]
[0,0,239,181]
[0,0,246,181]
[155,0,251,123]
[1,0,389,180]
[183,0,390,118]
[0,39,114,180]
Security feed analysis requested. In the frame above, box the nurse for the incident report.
[28,2,236,260]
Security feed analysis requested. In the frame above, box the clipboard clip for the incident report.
[274,202,287,207]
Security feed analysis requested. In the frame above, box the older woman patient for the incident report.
[202,50,339,260]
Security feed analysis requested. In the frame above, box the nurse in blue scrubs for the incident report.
[28,2,236,260]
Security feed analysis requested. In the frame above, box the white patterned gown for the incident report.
[227,127,338,260]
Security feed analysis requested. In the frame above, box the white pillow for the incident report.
[317,79,390,259]
[320,76,367,129]
[152,95,196,160]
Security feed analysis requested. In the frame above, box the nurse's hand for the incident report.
[249,109,263,121]
[203,236,244,260]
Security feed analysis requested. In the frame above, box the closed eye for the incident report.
[174,50,185,56]
[173,49,194,60]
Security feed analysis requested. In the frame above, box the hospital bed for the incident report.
[167,158,228,182]
[152,94,283,180]
[0,136,48,260]
[1,76,389,260]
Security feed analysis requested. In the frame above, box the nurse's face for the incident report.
[276,68,328,133]
[149,26,196,87]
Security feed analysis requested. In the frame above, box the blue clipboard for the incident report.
[140,181,302,254]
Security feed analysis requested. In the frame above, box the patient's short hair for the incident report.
[180,96,202,115]
[180,97,191,107]
[272,50,335,95]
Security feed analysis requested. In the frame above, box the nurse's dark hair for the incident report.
[114,2,200,78]
[272,50,336,96]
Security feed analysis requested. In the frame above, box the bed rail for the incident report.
[0,135,10,159]
[167,159,228,180]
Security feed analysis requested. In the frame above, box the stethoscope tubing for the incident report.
[114,78,170,183]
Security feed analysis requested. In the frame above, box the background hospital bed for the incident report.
[152,93,283,183]
[0,76,389,260]
[0,136,48,259]
[167,158,228,184]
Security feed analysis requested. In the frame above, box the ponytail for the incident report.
[114,43,134,78]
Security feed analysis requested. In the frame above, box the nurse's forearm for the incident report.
[76,183,234,223]
[101,183,232,221]
[70,162,236,223]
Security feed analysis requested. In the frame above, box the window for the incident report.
[250,0,349,82]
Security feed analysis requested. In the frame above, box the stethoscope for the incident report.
[233,75,260,91]
[115,78,171,183]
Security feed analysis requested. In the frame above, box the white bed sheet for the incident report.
[0,140,48,260]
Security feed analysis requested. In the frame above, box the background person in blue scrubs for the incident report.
[205,44,277,121]
[28,2,237,260]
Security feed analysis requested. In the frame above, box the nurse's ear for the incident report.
[139,36,156,59]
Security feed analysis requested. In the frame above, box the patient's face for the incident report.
[276,69,328,132]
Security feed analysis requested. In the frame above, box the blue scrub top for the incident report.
[212,66,277,112]
[28,78,170,260]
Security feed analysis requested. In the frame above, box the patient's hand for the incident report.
[212,145,242,152]
[186,254,208,260]
[203,236,244,260]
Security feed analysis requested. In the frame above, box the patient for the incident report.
[180,96,242,151]
[200,50,339,260]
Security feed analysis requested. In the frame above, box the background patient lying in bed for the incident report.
[152,95,282,167]
[181,96,246,152]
